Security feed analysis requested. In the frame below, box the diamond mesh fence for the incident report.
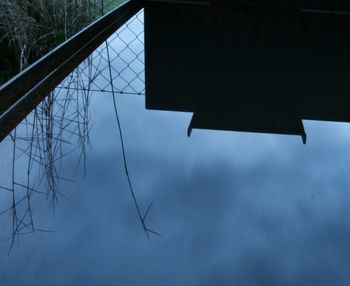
[58,9,145,95]
[0,9,147,244]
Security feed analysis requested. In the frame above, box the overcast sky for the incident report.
[2,10,350,286]
[1,91,350,285]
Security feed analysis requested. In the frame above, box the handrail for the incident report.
[0,0,143,142]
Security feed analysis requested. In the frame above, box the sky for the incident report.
[2,8,350,286]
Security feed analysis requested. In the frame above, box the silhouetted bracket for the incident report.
[187,118,193,137]
[187,112,307,144]
[302,133,307,145]
[145,1,350,143]
[0,0,143,142]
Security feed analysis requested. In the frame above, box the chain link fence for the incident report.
[58,9,145,95]
[0,9,146,245]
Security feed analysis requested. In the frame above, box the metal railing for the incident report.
[0,0,143,142]
[0,2,148,244]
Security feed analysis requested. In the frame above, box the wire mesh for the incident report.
[0,9,146,246]
[58,9,145,95]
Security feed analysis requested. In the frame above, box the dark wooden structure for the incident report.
[145,0,350,143]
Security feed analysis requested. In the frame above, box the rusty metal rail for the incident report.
[0,0,143,142]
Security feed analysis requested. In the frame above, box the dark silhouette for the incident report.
[145,0,350,143]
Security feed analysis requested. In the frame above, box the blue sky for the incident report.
[2,9,350,286]
[2,92,350,285]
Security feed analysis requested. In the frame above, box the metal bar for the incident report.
[300,8,350,15]
[0,0,143,142]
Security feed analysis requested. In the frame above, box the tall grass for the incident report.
[0,0,107,80]
[0,0,108,246]
[0,0,141,248]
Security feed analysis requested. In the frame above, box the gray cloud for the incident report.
[3,81,350,285]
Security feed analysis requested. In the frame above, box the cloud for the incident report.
[3,83,350,285]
